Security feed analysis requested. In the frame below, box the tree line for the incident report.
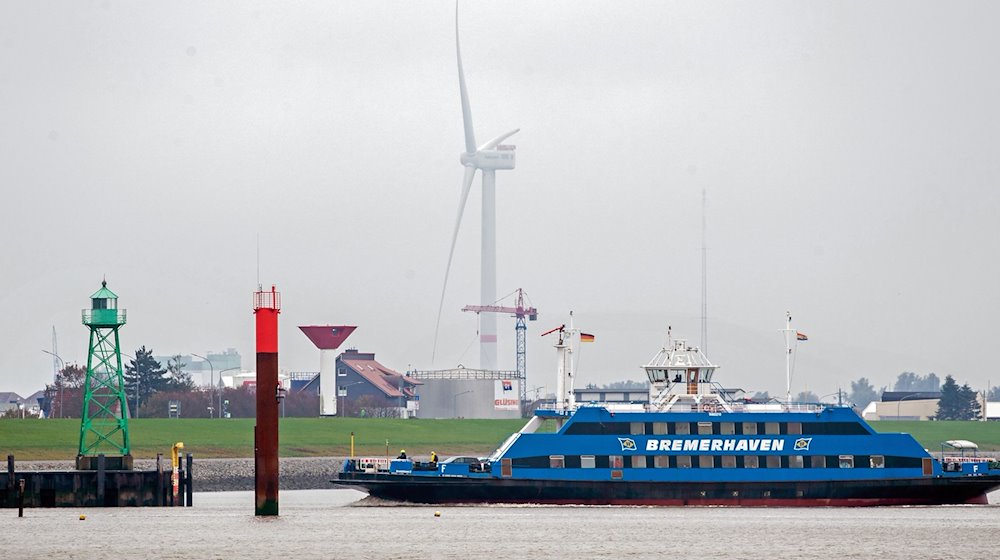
[40,346,318,419]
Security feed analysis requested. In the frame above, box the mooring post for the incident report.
[6,455,13,508]
[17,479,25,517]
[155,453,163,507]
[185,453,193,507]
[96,454,106,506]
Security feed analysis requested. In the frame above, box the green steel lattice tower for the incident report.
[78,280,131,459]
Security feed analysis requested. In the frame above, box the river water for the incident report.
[3,489,999,559]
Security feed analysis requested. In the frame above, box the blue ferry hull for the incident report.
[332,472,1000,506]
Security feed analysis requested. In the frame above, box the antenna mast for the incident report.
[701,187,708,354]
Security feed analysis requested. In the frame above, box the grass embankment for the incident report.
[0,418,528,460]
[2,418,998,461]
[869,420,1000,452]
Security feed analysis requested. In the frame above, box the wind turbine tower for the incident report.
[435,5,519,372]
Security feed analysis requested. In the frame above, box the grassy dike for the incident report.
[2,417,998,461]
[0,417,529,460]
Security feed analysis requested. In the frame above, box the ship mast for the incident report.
[782,311,793,406]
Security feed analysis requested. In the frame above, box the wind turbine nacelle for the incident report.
[461,148,516,170]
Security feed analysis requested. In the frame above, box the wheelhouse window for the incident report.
[870,455,885,469]
[630,422,645,435]
[720,422,736,435]
[765,422,780,435]
[698,422,713,435]
[811,456,827,468]
[550,455,565,469]
[789,456,804,469]
[698,455,714,468]
[676,456,692,469]
[580,455,596,469]
[721,455,737,468]
[744,456,759,469]
[766,455,781,469]
[839,455,854,469]
[787,422,802,435]
[742,422,758,435]
[609,455,624,469]
[652,422,667,435]
[674,422,690,435]
[631,455,647,469]
[654,455,669,468]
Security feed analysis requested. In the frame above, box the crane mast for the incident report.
[462,288,537,414]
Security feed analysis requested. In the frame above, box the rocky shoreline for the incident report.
[13,457,347,492]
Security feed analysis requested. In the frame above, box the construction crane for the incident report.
[462,288,537,412]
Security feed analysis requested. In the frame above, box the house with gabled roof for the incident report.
[326,349,420,417]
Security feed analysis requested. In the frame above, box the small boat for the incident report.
[331,319,1000,506]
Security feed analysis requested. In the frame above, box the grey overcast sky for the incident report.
[2,1,998,400]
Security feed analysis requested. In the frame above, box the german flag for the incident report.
[796,331,808,341]
[580,332,595,343]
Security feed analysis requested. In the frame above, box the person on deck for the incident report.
[430,451,438,464]
[397,449,407,459]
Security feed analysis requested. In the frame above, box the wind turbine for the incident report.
[433,5,519,372]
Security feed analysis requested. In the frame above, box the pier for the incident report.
[1,454,192,508]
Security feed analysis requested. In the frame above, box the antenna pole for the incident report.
[784,312,793,406]
[701,187,707,354]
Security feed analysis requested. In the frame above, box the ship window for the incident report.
[654,455,669,468]
[581,455,596,469]
[765,422,780,435]
[789,456,804,469]
[676,456,692,469]
[631,455,647,469]
[721,455,737,468]
[839,455,854,469]
[810,456,826,468]
[698,456,714,468]
[630,422,645,435]
[549,456,565,469]
[720,422,735,435]
[744,456,759,469]
[742,422,758,435]
[652,422,667,435]
[766,456,781,469]
[787,422,802,435]
[870,455,885,469]
[674,422,690,435]
[609,455,624,469]
[697,422,713,435]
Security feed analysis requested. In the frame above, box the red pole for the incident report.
[254,286,280,516]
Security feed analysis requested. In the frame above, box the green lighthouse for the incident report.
[77,280,132,470]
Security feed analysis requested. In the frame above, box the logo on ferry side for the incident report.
[618,437,637,452]
[793,438,812,451]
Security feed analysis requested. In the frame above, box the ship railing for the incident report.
[351,457,391,473]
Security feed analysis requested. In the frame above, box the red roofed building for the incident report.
[332,349,420,417]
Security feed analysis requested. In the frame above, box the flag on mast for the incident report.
[580,332,595,343]
[796,331,808,341]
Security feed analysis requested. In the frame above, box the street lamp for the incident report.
[896,393,923,420]
[453,390,472,418]
[41,350,66,418]
[218,367,239,419]
[338,381,365,416]
[191,353,215,418]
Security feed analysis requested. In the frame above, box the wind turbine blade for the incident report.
[478,128,520,151]
[456,3,476,153]
[432,165,478,364]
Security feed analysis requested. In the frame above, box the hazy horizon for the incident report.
[3,1,998,401]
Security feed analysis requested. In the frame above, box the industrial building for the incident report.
[408,368,523,419]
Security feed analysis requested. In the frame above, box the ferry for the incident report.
[332,319,1000,506]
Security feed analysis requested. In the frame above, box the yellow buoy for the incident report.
[79,514,86,521]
